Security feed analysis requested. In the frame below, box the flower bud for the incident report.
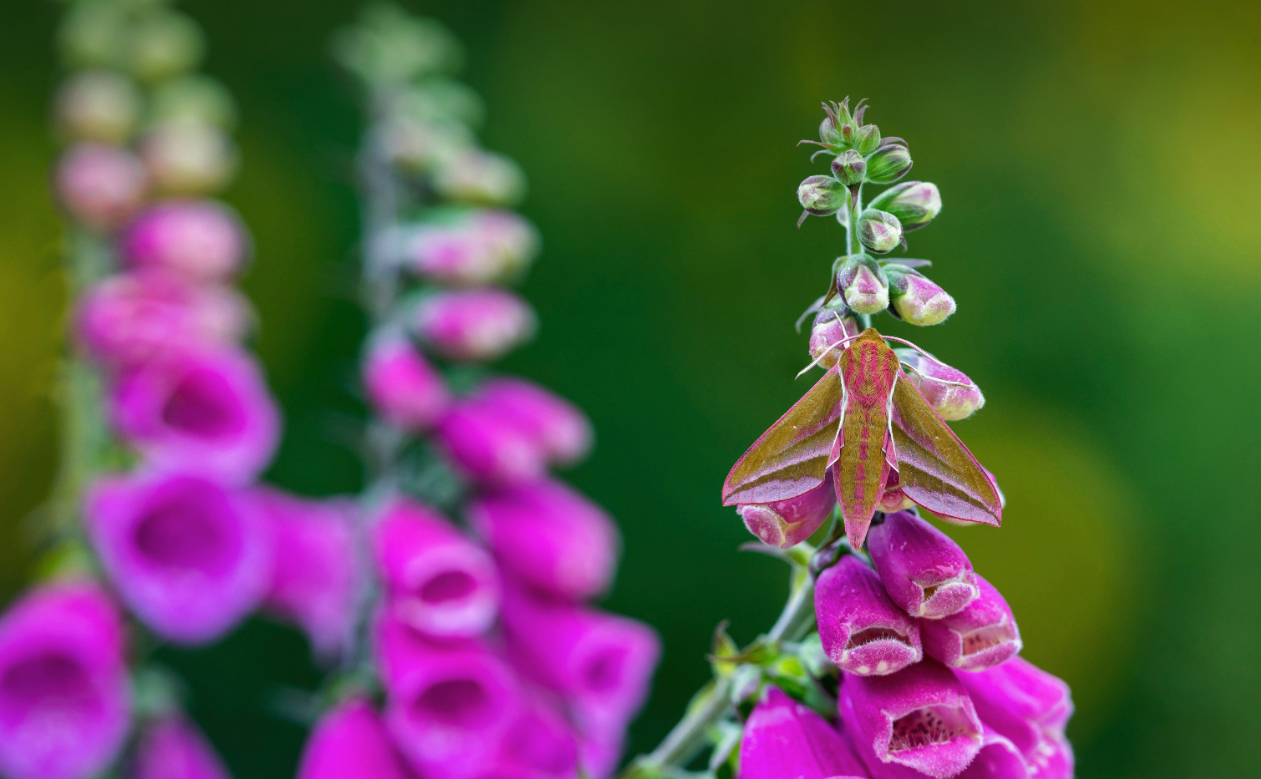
[55,70,141,143]
[380,117,470,173]
[797,175,849,216]
[150,76,238,131]
[298,699,412,779]
[737,475,836,549]
[836,255,889,315]
[132,716,231,779]
[85,471,273,644]
[58,1,126,68]
[126,10,206,82]
[119,200,250,283]
[869,181,941,232]
[808,306,861,369]
[865,144,913,184]
[55,143,148,231]
[433,149,526,206]
[956,658,1074,779]
[0,583,130,779]
[373,499,500,640]
[406,210,539,286]
[468,477,618,599]
[739,687,869,779]
[141,123,238,195]
[886,268,956,326]
[897,351,984,421]
[830,150,866,187]
[840,659,983,779]
[921,575,1021,672]
[866,511,979,619]
[474,377,593,466]
[855,123,882,156]
[413,288,537,362]
[435,398,550,486]
[816,556,923,677]
[817,99,855,149]
[858,209,903,254]
[362,333,451,432]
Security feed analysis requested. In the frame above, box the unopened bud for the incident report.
[854,124,881,156]
[857,209,903,254]
[830,151,866,187]
[126,10,206,82]
[150,76,238,131]
[141,123,238,195]
[836,255,889,315]
[797,175,848,217]
[55,143,148,231]
[817,99,855,150]
[433,149,526,206]
[737,475,836,549]
[865,144,913,184]
[885,267,956,326]
[58,1,126,68]
[869,181,941,231]
[412,289,537,362]
[808,306,860,368]
[896,350,984,420]
[55,71,142,144]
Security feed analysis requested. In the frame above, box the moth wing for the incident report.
[722,369,844,506]
[890,375,1002,526]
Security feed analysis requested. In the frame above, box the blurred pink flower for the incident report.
[119,200,250,284]
[413,289,536,362]
[131,716,231,779]
[297,699,413,779]
[473,377,592,467]
[55,142,147,231]
[362,334,451,433]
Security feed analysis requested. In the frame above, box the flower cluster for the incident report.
[295,8,659,779]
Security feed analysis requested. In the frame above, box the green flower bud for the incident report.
[58,1,127,68]
[885,265,956,326]
[865,144,913,184]
[818,99,855,149]
[836,254,889,315]
[150,76,238,131]
[797,175,849,217]
[857,209,903,254]
[854,123,882,156]
[830,151,866,187]
[867,181,941,231]
[126,10,206,82]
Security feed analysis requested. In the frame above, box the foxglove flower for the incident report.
[413,288,537,362]
[109,347,280,483]
[55,70,141,143]
[921,575,1021,672]
[490,699,581,779]
[897,352,985,421]
[119,200,250,284]
[865,144,913,184]
[886,269,956,327]
[868,181,942,232]
[433,148,526,205]
[738,474,837,549]
[474,377,593,466]
[740,686,868,779]
[141,122,237,195]
[837,255,889,315]
[131,716,231,779]
[373,499,499,639]
[867,511,979,619]
[956,729,1028,779]
[362,332,451,432]
[257,488,361,657]
[955,658,1073,779]
[0,583,130,779]
[297,699,412,779]
[435,398,549,486]
[840,659,983,779]
[467,478,619,600]
[405,210,539,286]
[797,174,849,217]
[858,209,903,255]
[55,142,147,230]
[815,556,922,677]
[808,308,861,369]
[150,76,238,131]
[85,471,273,644]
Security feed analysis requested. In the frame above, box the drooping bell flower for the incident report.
[955,658,1073,779]
[467,478,618,600]
[0,582,131,779]
[920,575,1021,672]
[739,686,868,779]
[375,612,522,779]
[474,377,593,467]
[738,474,837,549]
[361,332,451,433]
[840,659,983,779]
[405,210,539,286]
[131,716,231,779]
[373,499,499,640]
[577,717,628,779]
[896,351,985,421]
[413,289,537,362]
[256,488,361,658]
[866,511,979,619]
[297,699,413,779]
[836,255,889,315]
[435,398,549,487]
[956,729,1028,779]
[55,142,148,231]
[118,200,250,284]
[85,470,273,644]
[108,347,280,483]
[487,698,581,779]
[815,555,922,677]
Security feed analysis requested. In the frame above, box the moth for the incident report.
[722,328,1001,549]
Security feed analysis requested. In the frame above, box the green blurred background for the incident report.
[2,0,1259,776]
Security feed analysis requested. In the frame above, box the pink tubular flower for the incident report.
[955,659,1073,779]
[888,272,956,327]
[375,613,522,779]
[808,309,861,369]
[256,488,361,658]
[132,716,231,779]
[55,142,147,231]
[77,271,250,367]
[840,659,983,779]
[489,699,580,779]
[361,333,451,433]
[921,575,1021,672]
[467,478,619,600]
[956,729,1028,779]
[85,471,273,644]
[406,210,539,286]
[815,556,922,677]
[898,352,985,422]
[118,200,250,284]
[373,499,499,640]
[0,583,130,779]
[738,474,837,549]
[739,686,868,779]
[866,511,979,619]
[413,288,537,362]
[435,399,549,487]
[297,699,413,779]
[474,377,593,467]
[109,347,280,483]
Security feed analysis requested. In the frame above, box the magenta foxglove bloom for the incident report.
[413,288,537,362]
[840,659,983,779]
[739,686,868,779]
[85,471,273,644]
[362,333,451,433]
[109,347,280,483]
[898,352,985,421]
[467,478,619,600]
[921,575,1021,673]
[0,582,130,779]
[815,556,922,677]
[866,511,979,619]
[375,613,522,779]
[489,698,581,779]
[297,699,413,779]
[955,659,1073,779]
[406,210,539,286]
[474,377,593,467]
[55,142,147,231]
[373,499,500,640]
[131,716,231,779]
[738,474,837,549]
[256,488,361,658]
[119,200,250,284]
[436,399,549,487]
[77,271,249,367]
[956,729,1028,779]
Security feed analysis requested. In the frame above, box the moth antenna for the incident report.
[899,361,974,389]
[795,332,865,378]
[879,334,943,362]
